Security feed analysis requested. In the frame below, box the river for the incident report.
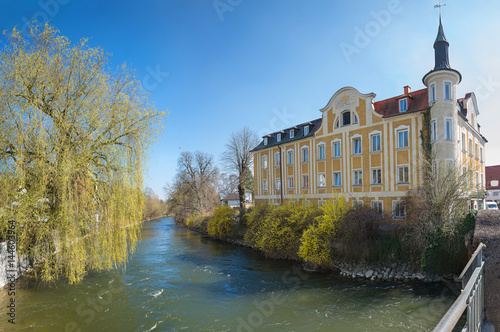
[1,217,457,331]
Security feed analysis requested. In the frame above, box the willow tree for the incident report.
[0,24,165,283]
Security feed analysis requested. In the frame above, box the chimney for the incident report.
[404,85,411,94]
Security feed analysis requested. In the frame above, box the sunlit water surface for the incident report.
[1,217,457,331]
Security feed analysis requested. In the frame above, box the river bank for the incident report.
[186,225,460,285]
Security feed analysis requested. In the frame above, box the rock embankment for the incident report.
[333,259,458,283]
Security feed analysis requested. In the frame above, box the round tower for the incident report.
[422,15,461,162]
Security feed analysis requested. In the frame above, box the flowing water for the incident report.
[1,217,457,331]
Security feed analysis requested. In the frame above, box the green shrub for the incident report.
[207,206,236,239]
[244,203,271,246]
[298,195,350,267]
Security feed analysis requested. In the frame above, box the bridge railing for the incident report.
[433,243,485,332]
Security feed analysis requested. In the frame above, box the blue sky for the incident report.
[1,0,500,197]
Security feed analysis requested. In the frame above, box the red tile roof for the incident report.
[486,165,500,190]
[374,88,429,117]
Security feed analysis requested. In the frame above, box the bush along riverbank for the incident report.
[181,198,477,284]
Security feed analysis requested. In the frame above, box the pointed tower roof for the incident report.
[434,15,448,44]
[423,15,461,84]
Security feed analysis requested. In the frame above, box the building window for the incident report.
[289,129,294,139]
[353,137,362,155]
[353,170,362,186]
[371,168,382,185]
[275,152,280,167]
[304,126,309,136]
[342,111,351,126]
[287,150,294,165]
[372,201,383,215]
[262,155,268,169]
[469,138,473,157]
[397,166,409,184]
[318,173,326,188]
[481,174,484,188]
[371,134,381,152]
[264,137,268,145]
[431,119,437,141]
[302,147,309,163]
[353,114,358,124]
[461,133,466,152]
[445,119,453,141]
[288,176,294,189]
[393,201,406,219]
[275,178,281,191]
[263,179,268,191]
[475,172,479,188]
[353,200,363,209]
[332,141,341,158]
[397,129,409,148]
[277,133,281,142]
[302,175,309,189]
[444,82,452,100]
[480,147,483,162]
[475,143,478,159]
[399,98,407,112]
[334,119,340,129]
[432,159,438,176]
[333,172,342,187]
[429,83,436,103]
[318,144,325,160]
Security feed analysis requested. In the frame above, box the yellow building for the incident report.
[251,18,487,218]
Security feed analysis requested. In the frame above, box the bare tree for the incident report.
[218,173,239,198]
[164,151,220,223]
[221,127,258,210]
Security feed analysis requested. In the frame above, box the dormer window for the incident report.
[277,133,281,142]
[264,137,268,145]
[399,98,407,112]
[304,126,309,136]
[289,129,294,139]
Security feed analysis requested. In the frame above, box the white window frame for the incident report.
[444,118,453,141]
[371,201,383,215]
[287,149,294,165]
[480,147,484,163]
[392,201,406,219]
[264,137,268,145]
[352,135,362,155]
[369,131,381,152]
[444,81,452,101]
[395,126,409,149]
[399,98,408,112]
[318,173,326,188]
[469,137,473,157]
[429,82,436,103]
[431,118,437,141]
[263,179,268,191]
[275,152,281,167]
[275,178,281,191]
[262,155,268,169]
[332,139,341,158]
[333,172,342,187]
[303,126,309,136]
[277,133,281,142]
[475,143,478,160]
[461,132,467,152]
[353,170,362,186]
[397,165,410,184]
[288,176,294,189]
[301,146,309,163]
[302,174,309,189]
[317,143,326,160]
[289,129,294,139]
[371,168,382,185]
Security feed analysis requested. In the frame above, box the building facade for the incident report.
[251,18,487,218]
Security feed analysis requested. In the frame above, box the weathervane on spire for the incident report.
[434,0,446,17]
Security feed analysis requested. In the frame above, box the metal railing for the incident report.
[433,243,485,332]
